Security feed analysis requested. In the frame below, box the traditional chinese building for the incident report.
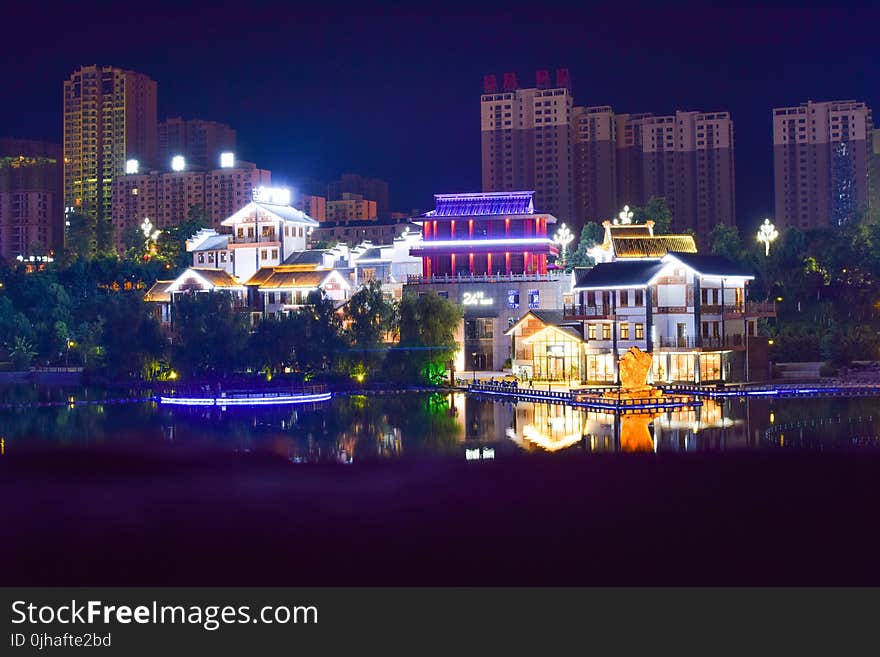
[404,191,569,372]
[507,232,775,384]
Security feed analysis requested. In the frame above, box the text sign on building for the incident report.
[462,291,493,306]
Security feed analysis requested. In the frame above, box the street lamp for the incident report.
[553,223,574,267]
[472,351,478,384]
[614,205,634,225]
[757,218,778,257]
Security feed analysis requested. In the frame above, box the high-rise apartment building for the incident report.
[617,111,736,241]
[773,100,873,230]
[0,139,63,260]
[158,117,236,170]
[573,106,616,226]
[481,70,575,228]
[480,71,736,244]
[111,159,270,249]
[63,65,158,227]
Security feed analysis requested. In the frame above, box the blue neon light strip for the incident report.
[159,392,333,406]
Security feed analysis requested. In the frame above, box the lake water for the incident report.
[3,385,880,460]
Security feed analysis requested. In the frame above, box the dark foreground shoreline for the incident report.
[3,443,880,586]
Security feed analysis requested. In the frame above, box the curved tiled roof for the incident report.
[423,191,537,217]
[572,260,665,289]
[612,235,697,257]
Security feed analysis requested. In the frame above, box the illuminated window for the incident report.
[635,323,644,340]
[588,324,596,340]
[508,289,520,309]
[601,324,611,340]
[620,323,629,340]
[528,289,539,309]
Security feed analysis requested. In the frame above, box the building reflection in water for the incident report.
[505,398,750,454]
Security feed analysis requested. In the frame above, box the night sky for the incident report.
[3,3,878,230]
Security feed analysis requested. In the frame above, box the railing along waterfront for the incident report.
[467,382,700,410]
[406,272,564,284]
[661,382,880,399]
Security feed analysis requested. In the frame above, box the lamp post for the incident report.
[614,205,634,225]
[553,223,574,268]
[471,352,477,384]
[757,218,778,257]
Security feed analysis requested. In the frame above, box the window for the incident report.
[635,323,644,340]
[588,324,597,340]
[528,289,539,309]
[634,290,644,306]
[237,228,244,238]
[701,289,708,304]
[620,322,629,340]
[508,289,520,309]
[197,253,204,264]
[220,252,227,263]
[601,324,611,340]
[620,290,629,306]
[261,249,268,260]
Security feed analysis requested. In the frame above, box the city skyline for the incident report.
[2,5,880,232]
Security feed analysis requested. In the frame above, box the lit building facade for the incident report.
[111,158,271,248]
[325,193,377,223]
[507,241,775,383]
[0,139,63,260]
[480,70,735,243]
[146,190,421,326]
[481,70,576,227]
[773,100,873,230]
[615,110,736,245]
[405,191,567,372]
[185,190,319,284]
[63,66,157,226]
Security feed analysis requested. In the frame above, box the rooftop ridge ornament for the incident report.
[615,205,634,225]
[757,218,778,256]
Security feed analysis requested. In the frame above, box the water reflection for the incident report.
[2,387,880,459]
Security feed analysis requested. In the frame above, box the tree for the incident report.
[345,279,397,347]
[566,222,603,271]
[156,204,210,272]
[100,295,165,378]
[343,279,398,380]
[63,212,97,262]
[709,223,745,262]
[121,225,148,262]
[632,197,672,233]
[389,291,462,384]
[171,292,250,378]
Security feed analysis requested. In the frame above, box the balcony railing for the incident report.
[406,272,564,284]
[657,335,747,350]
[563,304,613,318]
